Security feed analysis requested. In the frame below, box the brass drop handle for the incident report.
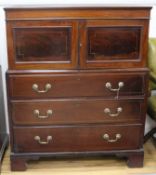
[32,83,52,93]
[102,133,122,143]
[105,82,124,99]
[34,136,52,145]
[104,107,122,117]
[33,109,53,119]
[105,82,124,92]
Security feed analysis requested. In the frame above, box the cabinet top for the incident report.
[0,0,155,8]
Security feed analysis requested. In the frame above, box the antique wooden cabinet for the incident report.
[5,7,151,171]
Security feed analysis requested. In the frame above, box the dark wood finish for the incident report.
[9,148,144,171]
[6,8,150,70]
[87,27,140,59]
[127,151,144,167]
[11,99,144,125]
[10,155,27,171]
[5,8,151,20]
[15,27,71,61]
[79,19,149,69]
[7,72,146,99]
[5,7,151,171]
[13,124,142,152]
[7,20,78,69]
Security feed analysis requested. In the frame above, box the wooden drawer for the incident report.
[7,72,146,99]
[11,99,144,125]
[13,124,142,153]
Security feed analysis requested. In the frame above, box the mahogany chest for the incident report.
[5,7,151,171]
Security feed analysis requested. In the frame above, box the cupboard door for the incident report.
[79,20,148,69]
[7,20,78,69]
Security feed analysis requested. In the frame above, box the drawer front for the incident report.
[80,20,148,69]
[13,124,142,152]
[8,72,146,99]
[11,99,144,125]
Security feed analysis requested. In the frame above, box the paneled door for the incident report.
[79,20,148,69]
[7,20,78,69]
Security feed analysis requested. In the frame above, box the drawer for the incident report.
[7,72,146,99]
[11,99,144,125]
[13,124,142,153]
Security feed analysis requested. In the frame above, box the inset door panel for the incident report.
[80,20,148,69]
[15,28,71,62]
[88,27,140,60]
[7,20,78,69]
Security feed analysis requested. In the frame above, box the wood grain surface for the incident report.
[1,140,156,175]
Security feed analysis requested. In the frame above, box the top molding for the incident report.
[5,8,151,21]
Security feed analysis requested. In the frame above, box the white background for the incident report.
[0,1,156,132]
